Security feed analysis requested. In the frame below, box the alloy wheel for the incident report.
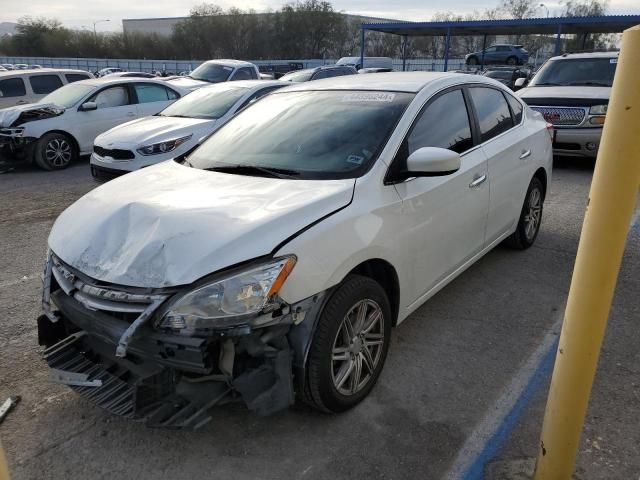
[524,186,542,241]
[331,299,385,396]
[45,138,72,167]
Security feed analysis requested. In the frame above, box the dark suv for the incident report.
[280,65,357,82]
[466,44,529,66]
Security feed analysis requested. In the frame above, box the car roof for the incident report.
[200,59,256,68]
[71,76,189,92]
[279,71,493,93]
[198,79,285,91]
[0,68,91,78]
[550,51,619,60]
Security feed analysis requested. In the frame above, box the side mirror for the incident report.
[79,101,97,111]
[403,147,461,178]
[514,77,527,89]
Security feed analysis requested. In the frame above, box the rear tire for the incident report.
[302,275,392,413]
[506,56,518,66]
[466,56,479,66]
[505,176,544,250]
[33,132,77,171]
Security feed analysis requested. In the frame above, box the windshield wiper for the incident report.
[204,164,300,179]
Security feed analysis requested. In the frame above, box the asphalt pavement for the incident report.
[0,158,637,479]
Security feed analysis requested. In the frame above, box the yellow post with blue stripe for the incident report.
[534,24,640,479]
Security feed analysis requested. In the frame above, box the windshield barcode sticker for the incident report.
[342,92,396,103]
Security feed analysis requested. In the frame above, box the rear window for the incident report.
[0,78,26,97]
[29,74,63,94]
[65,73,91,83]
[505,93,524,124]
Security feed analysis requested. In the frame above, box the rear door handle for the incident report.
[469,174,487,189]
[126,112,136,117]
[519,149,531,159]
[16,100,28,105]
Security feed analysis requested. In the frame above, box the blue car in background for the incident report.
[466,44,529,66]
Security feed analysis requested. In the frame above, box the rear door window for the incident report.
[504,92,524,125]
[65,73,91,83]
[29,74,64,94]
[0,78,26,97]
[231,68,255,81]
[469,87,514,142]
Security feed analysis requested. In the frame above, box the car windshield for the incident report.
[40,83,96,108]
[189,63,234,83]
[160,85,248,119]
[530,57,617,87]
[280,70,313,82]
[186,90,414,180]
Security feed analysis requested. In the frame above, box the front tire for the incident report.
[506,56,518,66]
[33,132,77,171]
[505,176,544,249]
[303,275,392,413]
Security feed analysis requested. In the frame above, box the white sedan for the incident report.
[90,80,285,180]
[0,77,187,170]
[39,73,552,425]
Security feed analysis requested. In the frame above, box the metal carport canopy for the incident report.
[359,15,640,71]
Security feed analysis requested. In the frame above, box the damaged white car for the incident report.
[38,73,552,428]
[0,77,186,170]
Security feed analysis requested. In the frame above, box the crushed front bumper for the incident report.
[38,254,327,428]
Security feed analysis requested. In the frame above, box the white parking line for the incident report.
[0,273,40,289]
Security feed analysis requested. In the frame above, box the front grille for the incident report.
[529,106,586,126]
[50,254,166,316]
[93,145,135,160]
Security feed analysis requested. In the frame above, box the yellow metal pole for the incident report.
[534,25,640,479]
[0,440,9,480]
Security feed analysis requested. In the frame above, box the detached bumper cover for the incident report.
[38,255,327,428]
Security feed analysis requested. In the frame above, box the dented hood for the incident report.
[0,103,65,128]
[48,161,354,288]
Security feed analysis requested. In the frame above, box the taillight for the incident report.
[545,123,555,143]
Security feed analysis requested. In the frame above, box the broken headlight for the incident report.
[158,256,296,332]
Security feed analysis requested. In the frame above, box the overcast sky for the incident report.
[2,0,639,31]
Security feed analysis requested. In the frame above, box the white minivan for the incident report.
[38,73,552,427]
[0,68,93,109]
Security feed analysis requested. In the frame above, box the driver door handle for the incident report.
[469,174,487,189]
[126,112,136,117]
[519,149,532,159]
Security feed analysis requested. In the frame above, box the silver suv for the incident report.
[516,51,617,158]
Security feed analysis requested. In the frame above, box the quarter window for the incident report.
[0,78,26,97]
[134,83,177,103]
[407,89,474,155]
[29,74,63,94]
[469,87,514,142]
